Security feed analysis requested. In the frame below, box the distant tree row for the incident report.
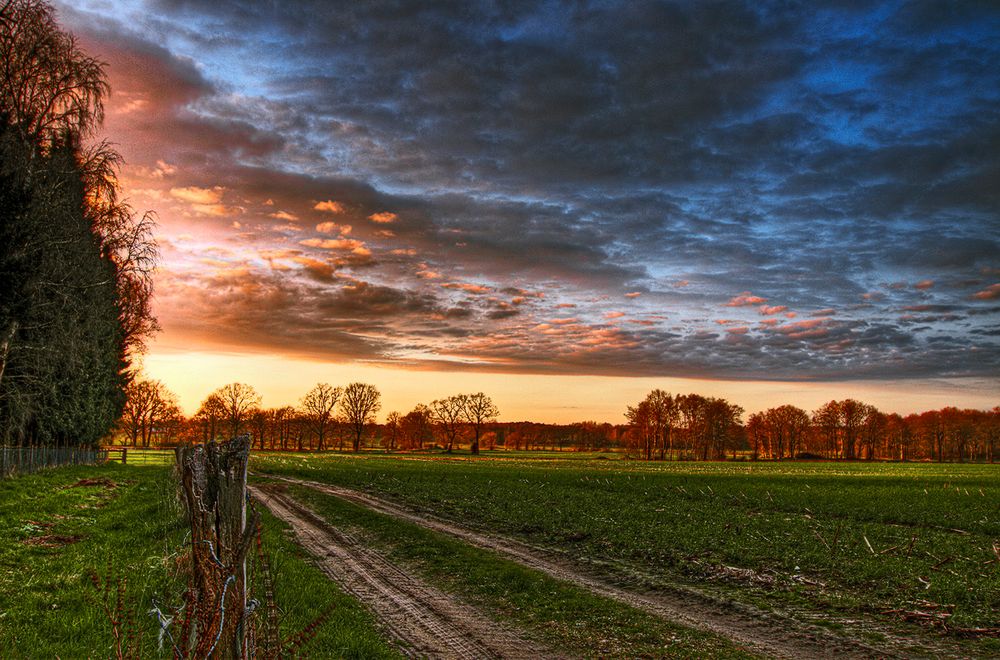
[115,381,503,455]
[114,379,997,463]
[0,1,157,447]
[625,390,1000,463]
[746,400,1000,463]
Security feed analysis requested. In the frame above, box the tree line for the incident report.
[117,379,501,455]
[0,1,157,448]
[116,380,997,463]
[626,390,999,463]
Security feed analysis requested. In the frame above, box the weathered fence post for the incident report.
[175,435,258,658]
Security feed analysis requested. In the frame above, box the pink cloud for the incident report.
[972,283,1000,300]
[758,305,787,315]
[726,292,767,307]
[441,282,490,294]
[170,186,224,204]
[914,279,934,290]
[604,311,626,319]
[624,291,642,298]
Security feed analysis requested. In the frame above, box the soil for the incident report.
[22,534,83,546]
[266,474,972,660]
[249,483,563,660]
[69,477,118,489]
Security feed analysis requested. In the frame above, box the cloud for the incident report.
[441,282,491,295]
[61,0,1000,382]
[727,292,768,307]
[316,222,350,235]
[269,210,298,221]
[299,237,368,254]
[314,200,345,213]
[973,283,1000,300]
[170,186,225,204]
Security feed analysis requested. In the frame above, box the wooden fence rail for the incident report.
[0,446,107,479]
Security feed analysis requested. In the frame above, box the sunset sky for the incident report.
[55,1,998,421]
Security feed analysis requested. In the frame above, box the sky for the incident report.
[55,1,999,421]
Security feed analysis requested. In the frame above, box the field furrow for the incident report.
[250,483,560,659]
[265,473,900,659]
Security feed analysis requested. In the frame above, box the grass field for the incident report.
[0,463,398,658]
[262,477,755,658]
[3,454,997,657]
[253,452,1000,654]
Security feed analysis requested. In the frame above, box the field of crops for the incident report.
[253,452,1000,653]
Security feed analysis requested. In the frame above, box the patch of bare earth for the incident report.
[249,484,562,660]
[22,534,83,547]
[268,474,976,660]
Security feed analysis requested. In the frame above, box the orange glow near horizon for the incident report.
[141,339,1000,424]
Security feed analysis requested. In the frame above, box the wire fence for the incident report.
[0,445,108,479]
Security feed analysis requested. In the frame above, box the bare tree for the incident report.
[120,379,178,447]
[0,0,108,149]
[300,383,342,451]
[341,382,381,452]
[461,392,498,455]
[431,395,466,453]
[383,411,401,452]
[400,404,434,449]
[195,393,225,442]
[213,383,262,439]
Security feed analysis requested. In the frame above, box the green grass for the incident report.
[253,453,1000,653]
[268,478,755,658]
[0,463,399,658]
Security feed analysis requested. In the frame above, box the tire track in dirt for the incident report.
[249,484,561,660]
[266,474,917,660]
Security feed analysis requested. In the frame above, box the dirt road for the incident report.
[264,474,912,659]
[249,484,560,659]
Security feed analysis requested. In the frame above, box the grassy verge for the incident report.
[0,463,399,658]
[272,479,757,659]
[253,453,1000,655]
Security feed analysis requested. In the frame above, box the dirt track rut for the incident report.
[250,484,559,659]
[265,474,907,659]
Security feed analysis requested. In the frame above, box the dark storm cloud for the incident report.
[59,0,1000,380]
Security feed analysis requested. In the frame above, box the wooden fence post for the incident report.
[176,435,258,658]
